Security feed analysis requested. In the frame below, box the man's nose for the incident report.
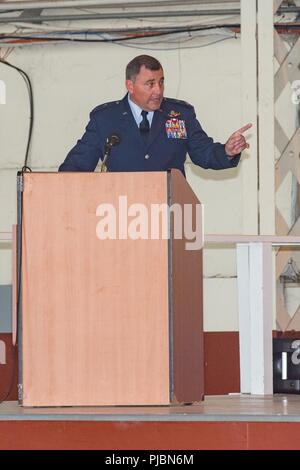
[153,82,162,94]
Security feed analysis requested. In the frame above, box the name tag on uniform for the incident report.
[165,119,187,139]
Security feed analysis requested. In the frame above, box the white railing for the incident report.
[205,235,300,395]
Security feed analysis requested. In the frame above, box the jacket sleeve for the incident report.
[187,107,240,170]
[59,111,103,172]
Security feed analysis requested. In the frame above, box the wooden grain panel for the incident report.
[169,170,204,403]
[21,172,169,406]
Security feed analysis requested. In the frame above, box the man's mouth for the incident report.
[150,97,162,103]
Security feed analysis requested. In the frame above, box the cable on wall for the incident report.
[0,59,33,171]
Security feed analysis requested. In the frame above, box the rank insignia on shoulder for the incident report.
[168,110,181,118]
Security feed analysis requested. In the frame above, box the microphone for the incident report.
[105,134,121,151]
[101,134,121,172]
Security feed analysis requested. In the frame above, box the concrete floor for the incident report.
[1,394,300,422]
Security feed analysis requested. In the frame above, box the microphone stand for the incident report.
[100,143,112,173]
[100,134,121,172]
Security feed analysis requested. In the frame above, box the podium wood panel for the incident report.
[21,172,170,406]
[170,170,204,403]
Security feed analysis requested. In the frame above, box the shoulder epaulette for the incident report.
[164,97,193,109]
[91,100,121,114]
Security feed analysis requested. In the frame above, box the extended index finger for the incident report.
[235,123,253,135]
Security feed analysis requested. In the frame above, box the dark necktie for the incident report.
[139,110,150,140]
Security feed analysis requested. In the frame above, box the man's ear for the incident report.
[125,79,134,94]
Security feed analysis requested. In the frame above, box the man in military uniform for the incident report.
[59,55,251,174]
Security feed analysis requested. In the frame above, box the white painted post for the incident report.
[237,243,251,394]
[257,0,277,235]
[249,243,273,394]
[241,0,259,235]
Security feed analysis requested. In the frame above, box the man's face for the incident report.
[126,66,164,111]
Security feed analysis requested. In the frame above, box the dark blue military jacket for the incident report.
[59,95,240,174]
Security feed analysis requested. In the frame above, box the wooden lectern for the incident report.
[18,170,204,406]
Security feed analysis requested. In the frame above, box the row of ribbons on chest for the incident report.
[139,110,187,141]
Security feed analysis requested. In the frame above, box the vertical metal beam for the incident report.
[258,0,276,235]
[241,0,259,234]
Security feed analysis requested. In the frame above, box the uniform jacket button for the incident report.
[145,154,150,160]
